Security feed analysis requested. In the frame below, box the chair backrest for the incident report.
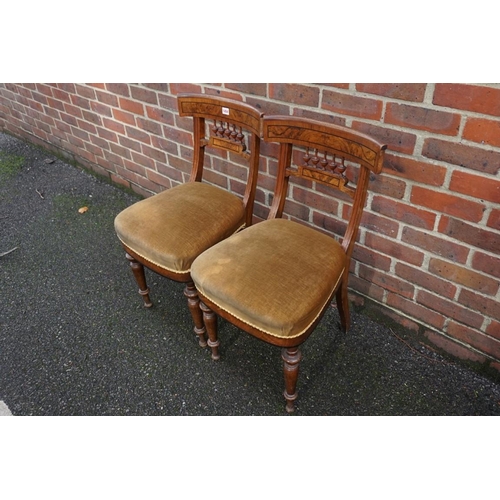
[262,115,387,260]
[177,93,263,227]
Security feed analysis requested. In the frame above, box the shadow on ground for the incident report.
[1,132,499,416]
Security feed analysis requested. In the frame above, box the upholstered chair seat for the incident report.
[115,182,245,276]
[191,218,346,339]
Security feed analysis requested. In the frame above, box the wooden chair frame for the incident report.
[118,93,263,347]
[194,115,386,412]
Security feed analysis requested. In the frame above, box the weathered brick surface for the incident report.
[1,82,499,370]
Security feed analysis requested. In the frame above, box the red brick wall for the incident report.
[1,83,499,373]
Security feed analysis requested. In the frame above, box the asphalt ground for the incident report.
[1,131,500,417]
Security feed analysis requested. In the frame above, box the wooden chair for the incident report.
[114,93,262,348]
[191,115,386,412]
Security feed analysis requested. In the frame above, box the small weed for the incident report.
[0,152,24,185]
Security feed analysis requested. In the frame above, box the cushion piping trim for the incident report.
[199,271,345,340]
[116,222,246,276]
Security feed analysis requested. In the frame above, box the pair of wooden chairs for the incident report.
[114,93,386,412]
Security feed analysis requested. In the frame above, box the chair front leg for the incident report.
[200,301,220,360]
[125,252,153,308]
[282,347,302,413]
[184,281,207,347]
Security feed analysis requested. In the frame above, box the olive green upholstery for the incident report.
[191,218,346,338]
[115,182,245,276]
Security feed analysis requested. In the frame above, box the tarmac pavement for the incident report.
[1,131,500,416]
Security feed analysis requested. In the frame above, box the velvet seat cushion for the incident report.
[191,218,346,339]
[114,182,246,275]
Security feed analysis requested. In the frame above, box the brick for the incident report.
[141,144,166,164]
[52,88,71,103]
[89,133,110,151]
[81,110,103,126]
[109,142,131,160]
[76,119,97,135]
[59,112,78,127]
[146,106,174,125]
[292,185,340,215]
[401,227,470,264]
[125,125,151,145]
[35,83,53,97]
[269,83,320,107]
[136,117,162,135]
[463,117,500,147]
[312,211,347,239]
[365,232,424,266]
[386,292,446,329]
[75,84,96,99]
[486,320,500,341]
[291,108,346,126]
[356,83,427,102]
[63,103,83,119]
[169,83,203,95]
[360,211,399,238]
[70,94,91,110]
[130,85,158,105]
[371,196,436,230]
[449,170,500,204]
[352,245,392,271]
[352,121,416,154]
[487,209,500,229]
[433,84,500,117]
[146,169,172,189]
[119,97,144,115]
[348,275,386,302]
[46,97,65,112]
[367,173,406,199]
[447,322,500,359]
[225,83,267,96]
[428,258,499,295]
[385,103,461,136]
[131,150,155,170]
[424,330,486,363]
[119,135,142,153]
[439,216,500,254]
[471,251,500,279]
[90,101,112,117]
[122,157,145,176]
[458,289,500,320]
[105,83,130,97]
[395,262,457,299]
[416,290,484,329]
[422,138,500,175]
[57,83,76,93]
[96,126,118,143]
[85,141,105,158]
[95,89,118,107]
[102,117,125,135]
[411,185,485,222]
[358,265,414,298]
[112,109,136,126]
[322,90,383,120]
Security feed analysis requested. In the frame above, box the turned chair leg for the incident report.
[125,252,153,308]
[200,301,220,361]
[335,274,350,333]
[184,281,207,348]
[282,347,302,413]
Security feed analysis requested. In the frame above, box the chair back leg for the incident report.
[184,281,208,347]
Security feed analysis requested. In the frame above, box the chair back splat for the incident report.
[114,93,263,349]
[191,115,386,412]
